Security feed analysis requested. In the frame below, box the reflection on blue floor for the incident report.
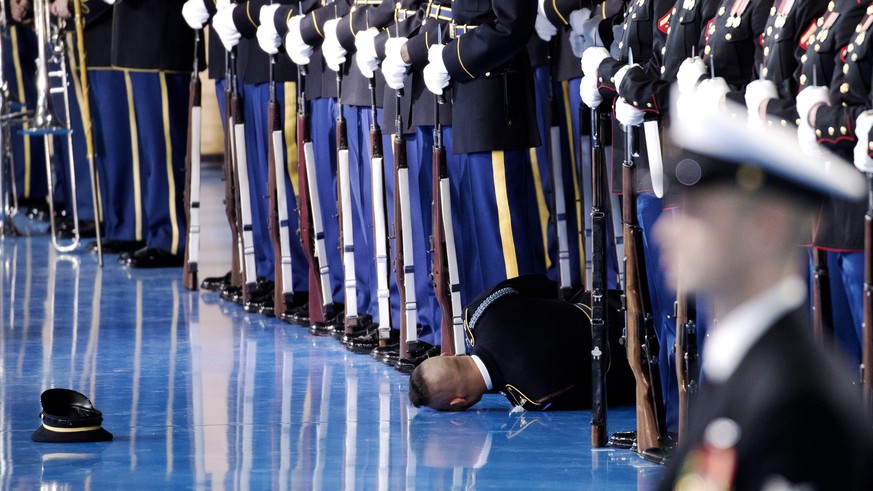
[0,169,663,489]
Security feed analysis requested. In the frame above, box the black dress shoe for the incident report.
[609,430,637,450]
[121,247,183,268]
[343,327,398,353]
[258,297,275,317]
[279,302,309,325]
[220,285,243,304]
[328,313,373,339]
[243,280,275,314]
[640,447,672,465]
[371,344,400,366]
[201,272,232,292]
[308,306,345,336]
[88,240,146,254]
[395,343,441,374]
[56,219,97,239]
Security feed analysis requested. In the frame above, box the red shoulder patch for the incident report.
[658,11,671,35]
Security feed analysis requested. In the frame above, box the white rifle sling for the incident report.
[272,128,294,295]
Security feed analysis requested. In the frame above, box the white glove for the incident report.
[323,18,347,72]
[614,64,636,94]
[855,111,873,172]
[796,85,830,127]
[568,8,592,34]
[103,0,118,4]
[538,0,547,16]
[744,79,777,124]
[676,57,707,94]
[798,122,820,156]
[256,4,282,55]
[382,37,409,90]
[580,74,602,108]
[581,46,610,77]
[213,6,241,51]
[182,0,210,29]
[285,15,313,66]
[535,12,558,41]
[424,44,450,95]
[615,99,645,127]
[355,27,380,79]
[216,0,231,9]
[696,77,730,110]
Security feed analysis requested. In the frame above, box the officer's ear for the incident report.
[448,397,470,411]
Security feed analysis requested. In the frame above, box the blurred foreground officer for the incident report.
[655,91,873,489]
[408,274,634,411]
[108,0,202,268]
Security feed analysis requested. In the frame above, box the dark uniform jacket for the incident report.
[462,275,634,411]
[230,0,298,84]
[437,0,540,154]
[757,0,829,122]
[659,310,873,490]
[110,0,204,72]
[83,2,114,69]
[375,0,425,135]
[809,2,873,250]
[404,1,454,130]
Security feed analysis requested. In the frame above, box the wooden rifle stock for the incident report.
[812,247,832,342]
[622,125,665,453]
[432,107,452,353]
[369,76,392,341]
[393,104,410,354]
[297,69,328,324]
[266,64,285,316]
[590,108,609,447]
[182,30,202,291]
[224,53,242,288]
[864,173,873,408]
[230,48,257,303]
[674,273,698,440]
[336,71,362,332]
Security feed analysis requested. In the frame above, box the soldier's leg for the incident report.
[278,81,310,296]
[310,97,343,304]
[828,251,863,370]
[344,104,375,320]
[242,82,276,282]
[89,69,139,246]
[530,63,556,282]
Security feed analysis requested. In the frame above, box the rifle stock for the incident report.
[812,247,832,342]
[230,54,257,303]
[864,173,873,408]
[370,77,392,341]
[394,111,417,354]
[550,83,572,299]
[622,125,665,453]
[267,91,285,315]
[182,36,202,291]
[336,72,362,333]
[432,134,451,353]
[674,270,699,440]
[590,108,609,447]
[224,53,242,288]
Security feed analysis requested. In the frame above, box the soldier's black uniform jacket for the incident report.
[807,2,873,250]
[756,0,829,122]
[293,0,354,100]
[404,1,454,131]
[700,0,769,89]
[462,275,634,411]
[83,2,114,69]
[658,309,873,490]
[616,0,720,120]
[436,0,540,155]
[228,1,298,84]
[373,0,425,135]
[110,0,204,72]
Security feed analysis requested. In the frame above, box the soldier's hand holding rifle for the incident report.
[285,15,313,66]
[257,4,282,55]
[579,46,610,108]
[182,0,210,29]
[355,27,380,79]
[423,44,449,95]
[382,37,409,91]
[796,85,830,155]
[213,4,241,51]
[854,111,873,172]
[322,18,346,72]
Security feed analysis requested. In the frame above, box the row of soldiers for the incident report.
[3,0,872,467]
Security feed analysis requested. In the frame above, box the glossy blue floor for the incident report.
[0,168,664,489]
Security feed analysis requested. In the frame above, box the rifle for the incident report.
[230,44,258,303]
[812,248,832,342]
[369,72,392,341]
[589,107,609,447]
[224,49,243,288]
[298,62,335,325]
[336,65,362,333]
[182,28,203,290]
[431,53,464,356]
[266,32,296,318]
[864,172,873,408]
[621,113,666,453]
[393,87,417,354]
[673,270,699,439]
